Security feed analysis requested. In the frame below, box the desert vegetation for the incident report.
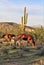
[0,22,44,65]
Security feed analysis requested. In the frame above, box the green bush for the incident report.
[2,48,9,55]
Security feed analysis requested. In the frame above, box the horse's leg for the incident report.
[27,36,32,46]
[27,39,35,48]
[16,40,21,47]
[31,39,35,48]
[27,40,30,46]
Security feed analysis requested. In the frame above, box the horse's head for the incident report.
[27,34,35,48]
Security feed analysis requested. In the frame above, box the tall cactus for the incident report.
[21,7,28,32]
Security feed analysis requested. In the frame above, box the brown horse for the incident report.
[17,34,35,48]
[2,33,15,41]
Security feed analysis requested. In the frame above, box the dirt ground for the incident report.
[0,59,44,65]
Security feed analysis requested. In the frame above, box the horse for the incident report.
[1,33,16,41]
[17,34,35,48]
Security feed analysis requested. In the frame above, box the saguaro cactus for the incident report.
[21,7,28,32]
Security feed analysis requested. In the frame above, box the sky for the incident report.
[0,0,44,26]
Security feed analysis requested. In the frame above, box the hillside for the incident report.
[0,22,34,35]
[0,22,21,34]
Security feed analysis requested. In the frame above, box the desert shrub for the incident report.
[35,47,44,56]
[0,32,5,38]
[39,48,44,56]
[12,45,17,49]
[30,27,44,46]
[2,48,9,55]
[4,42,10,46]
[0,43,2,48]
[17,49,23,57]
